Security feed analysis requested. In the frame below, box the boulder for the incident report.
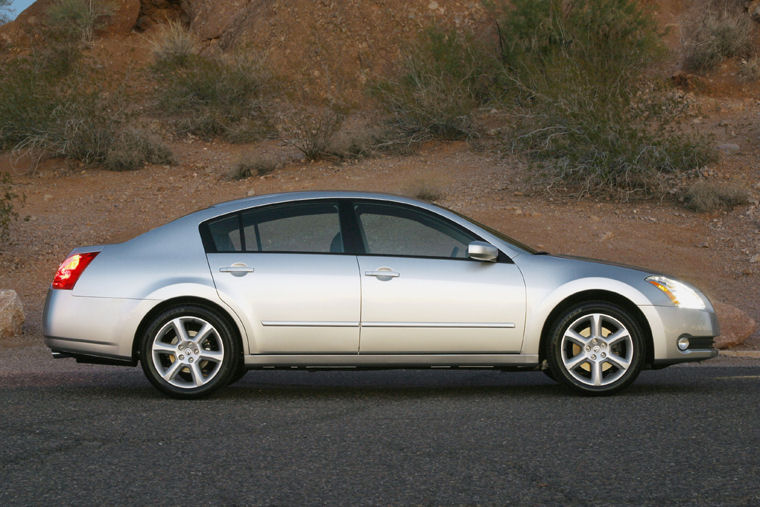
[713,301,757,348]
[102,0,141,36]
[0,289,24,339]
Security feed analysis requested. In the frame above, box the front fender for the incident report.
[522,277,651,355]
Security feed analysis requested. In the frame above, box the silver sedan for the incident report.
[43,191,719,397]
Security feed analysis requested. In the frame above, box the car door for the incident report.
[204,200,361,354]
[353,201,526,354]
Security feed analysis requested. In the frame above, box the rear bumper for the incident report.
[43,289,156,361]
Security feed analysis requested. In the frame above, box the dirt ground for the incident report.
[1,92,759,350]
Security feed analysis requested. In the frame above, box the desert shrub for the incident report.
[104,129,175,171]
[278,107,344,161]
[371,26,497,141]
[404,181,443,202]
[149,20,198,69]
[0,173,23,243]
[682,1,754,72]
[46,0,113,44]
[683,181,750,212]
[0,52,173,170]
[153,52,271,143]
[229,152,282,180]
[492,0,716,197]
[373,0,714,197]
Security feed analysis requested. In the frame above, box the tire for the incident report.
[140,305,240,399]
[227,363,248,386]
[546,301,645,395]
[542,368,557,382]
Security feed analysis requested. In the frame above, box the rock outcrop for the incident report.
[0,0,140,46]
[713,301,757,348]
[0,289,24,339]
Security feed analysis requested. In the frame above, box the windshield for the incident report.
[442,207,540,254]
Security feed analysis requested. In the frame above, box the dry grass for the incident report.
[148,20,198,69]
[229,152,283,180]
[683,181,750,212]
[682,1,754,72]
[739,57,760,82]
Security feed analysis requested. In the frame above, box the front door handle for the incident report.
[219,263,254,276]
[365,269,400,279]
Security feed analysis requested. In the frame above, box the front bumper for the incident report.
[640,305,720,366]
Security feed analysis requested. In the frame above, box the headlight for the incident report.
[646,276,705,310]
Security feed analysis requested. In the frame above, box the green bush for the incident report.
[492,0,716,197]
[373,0,715,197]
[46,0,113,44]
[0,51,173,171]
[683,2,754,72]
[371,27,496,140]
[153,52,271,143]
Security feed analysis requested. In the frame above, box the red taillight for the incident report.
[52,252,99,290]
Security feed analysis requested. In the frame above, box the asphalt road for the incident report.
[1,352,759,505]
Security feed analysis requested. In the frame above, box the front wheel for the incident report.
[140,305,240,398]
[546,302,645,395]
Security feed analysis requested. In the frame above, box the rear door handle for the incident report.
[219,264,254,276]
[365,270,400,278]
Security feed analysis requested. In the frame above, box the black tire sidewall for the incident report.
[140,305,240,398]
[547,301,645,395]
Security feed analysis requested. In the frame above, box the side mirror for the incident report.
[467,241,499,262]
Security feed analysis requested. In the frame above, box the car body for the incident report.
[43,191,719,397]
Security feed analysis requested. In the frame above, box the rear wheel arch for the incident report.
[132,297,245,363]
[538,290,654,367]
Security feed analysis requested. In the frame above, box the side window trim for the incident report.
[201,199,349,255]
[345,199,513,263]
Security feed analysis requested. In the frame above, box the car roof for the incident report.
[207,191,430,213]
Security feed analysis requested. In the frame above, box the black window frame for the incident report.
[200,199,350,255]
[199,198,512,263]
[345,199,512,263]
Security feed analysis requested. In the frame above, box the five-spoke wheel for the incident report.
[546,302,644,395]
[140,305,240,398]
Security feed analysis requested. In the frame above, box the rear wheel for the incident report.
[140,305,240,398]
[546,302,644,395]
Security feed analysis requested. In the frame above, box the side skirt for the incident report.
[243,354,539,370]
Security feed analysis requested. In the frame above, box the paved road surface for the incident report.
[1,349,759,505]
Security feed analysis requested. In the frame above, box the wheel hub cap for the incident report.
[559,312,634,387]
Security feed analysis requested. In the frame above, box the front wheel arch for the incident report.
[538,290,653,367]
